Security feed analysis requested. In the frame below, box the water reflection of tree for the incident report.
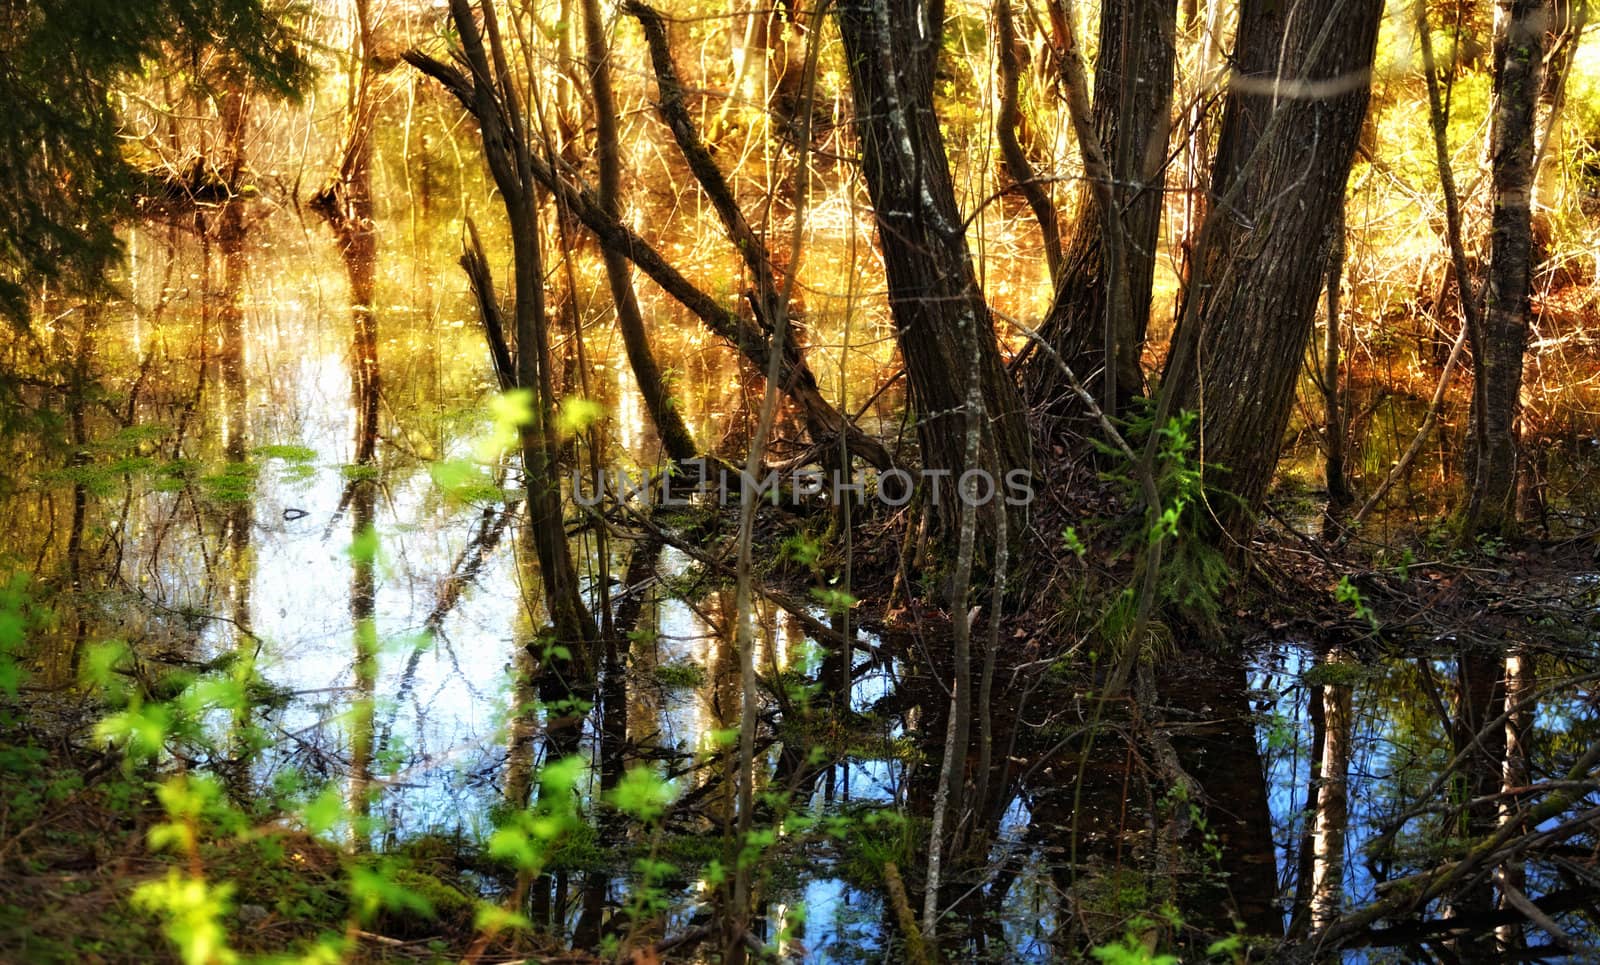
[308,0,387,852]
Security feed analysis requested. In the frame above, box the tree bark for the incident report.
[1159,0,1383,535]
[1462,0,1546,539]
[419,0,597,679]
[835,0,1029,538]
[580,0,699,464]
[1310,650,1352,931]
[1024,0,1177,419]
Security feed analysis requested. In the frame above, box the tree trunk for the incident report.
[1287,669,1327,940]
[1497,645,1534,951]
[1529,0,1588,223]
[580,0,699,464]
[1323,201,1351,511]
[1310,650,1352,931]
[1024,0,1177,418]
[1160,0,1383,534]
[835,0,1029,539]
[1463,0,1546,539]
[1448,648,1508,961]
[422,0,598,679]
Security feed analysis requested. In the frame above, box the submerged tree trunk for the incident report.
[835,0,1029,540]
[1462,0,1547,539]
[1287,669,1327,940]
[342,232,381,851]
[1497,645,1534,951]
[1024,0,1177,418]
[1168,660,1283,940]
[1159,0,1382,536]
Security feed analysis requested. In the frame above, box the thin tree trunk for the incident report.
[1349,1,1481,531]
[994,0,1063,287]
[1497,645,1534,951]
[1529,0,1588,223]
[1176,0,1223,290]
[347,397,379,852]
[1310,650,1352,930]
[921,359,985,946]
[409,35,890,471]
[628,0,790,409]
[217,81,260,793]
[1322,201,1350,511]
[580,0,698,464]
[1463,0,1548,539]
[835,0,1029,542]
[343,223,380,851]
[415,0,598,684]
[1287,672,1327,940]
[722,9,826,954]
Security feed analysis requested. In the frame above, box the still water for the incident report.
[7,179,1600,960]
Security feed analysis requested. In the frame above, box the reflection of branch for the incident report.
[1367,668,1600,861]
[424,501,521,636]
[1345,887,1597,952]
[1299,739,1600,960]
[1496,867,1586,953]
[375,501,520,758]
[611,503,854,653]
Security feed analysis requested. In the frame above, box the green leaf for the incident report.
[607,766,677,821]
[557,396,606,439]
[96,702,173,757]
[347,525,380,565]
[253,444,317,462]
[428,459,506,504]
[349,863,432,923]
[474,389,535,461]
[301,785,347,837]
[474,903,530,932]
[131,870,238,965]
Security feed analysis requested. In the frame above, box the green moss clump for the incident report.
[651,660,708,690]
[379,869,476,938]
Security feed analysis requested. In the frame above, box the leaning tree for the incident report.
[1159,0,1385,539]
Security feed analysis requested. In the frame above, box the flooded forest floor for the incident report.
[4,165,1600,965]
[6,440,1600,962]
